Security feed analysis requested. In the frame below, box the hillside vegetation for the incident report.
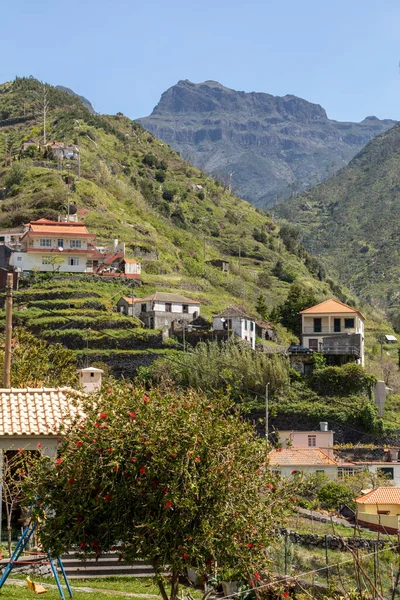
[276,122,400,323]
[0,77,348,318]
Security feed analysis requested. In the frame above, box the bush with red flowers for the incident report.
[24,382,293,600]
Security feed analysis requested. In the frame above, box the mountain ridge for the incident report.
[138,80,396,208]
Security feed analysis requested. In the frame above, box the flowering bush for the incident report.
[25,383,294,599]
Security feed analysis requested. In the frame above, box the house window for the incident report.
[57,239,64,248]
[68,257,79,266]
[377,467,394,479]
[344,318,355,329]
[70,240,82,249]
[309,339,319,351]
[0,236,4,242]
[313,318,322,333]
[16,256,22,262]
[165,303,172,313]
[250,321,254,331]
[40,239,52,247]
[316,470,325,474]
[42,256,51,265]
[182,305,189,314]
[334,318,341,332]
[308,435,317,447]
[244,320,248,330]
[141,303,147,312]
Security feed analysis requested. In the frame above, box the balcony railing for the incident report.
[303,326,356,335]
[322,344,361,358]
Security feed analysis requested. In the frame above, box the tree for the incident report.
[45,254,65,273]
[277,283,317,337]
[0,329,77,388]
[255,295,269,320]
[25,383,294,599]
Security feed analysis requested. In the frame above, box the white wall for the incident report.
[212,316,255,349]
[28,237,89,250]
[278,465,338,480]
[10,252,88,273]
[125,262,141,275]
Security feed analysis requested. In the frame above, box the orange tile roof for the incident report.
[0,388,81,436]
[300,298,365,319]
[356,487,400,505]
[124,259,140,264]
[268,448,338,466]
[26,221,94,237]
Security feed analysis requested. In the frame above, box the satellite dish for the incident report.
[58,247,64,252]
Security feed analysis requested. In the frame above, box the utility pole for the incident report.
[4,273,13,388]
[265,383,269,441]
[77,149,81,179]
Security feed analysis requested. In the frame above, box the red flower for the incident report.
[94,423,100,428]
[163,487,169,494]
[55,458,63,464]
[248,543,254,548]
[131,458,137,463]
[19,471,25,477]
[17,449,23,454]
[143,395,149,403]
[114,466,119,473]
[37,443,42,448]
[107,448,114,452]
[104,494,111,502]
[129,412,135,419]
[91,540,99,547]
[182,553,188,560]
[140,467,146,474]
[79,542,87,549]
[171,453,177,458]
[165,501,172,508]
[99,412,108,419]
[283,593,289,598]
[76,441,83,447]
[107,389,112,394]
[195,457,200,463]
[266,484,272,489]
[68,479,75,485]
[254,572,261,581]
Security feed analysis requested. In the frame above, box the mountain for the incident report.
[55,85,96,114]
[0,76,346,328]
[275,122,400,318]
[138,80,396,208]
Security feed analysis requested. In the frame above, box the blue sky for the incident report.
[2,0,400,122]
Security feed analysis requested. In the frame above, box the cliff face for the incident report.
[138,80,396,207]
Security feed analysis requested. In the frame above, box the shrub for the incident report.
[155,170,166,183]
[309,363,377,397]
[317,481,354,510]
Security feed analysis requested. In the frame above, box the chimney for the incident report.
[77,367,103,393]
[320,421,328,432]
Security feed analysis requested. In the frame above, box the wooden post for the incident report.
[4,273,13,388]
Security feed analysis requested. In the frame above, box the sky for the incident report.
[2,0,400,122]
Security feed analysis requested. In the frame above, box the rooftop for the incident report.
[0,387,81,436]
[124,292,201,305]
[356,487,400,505]
[214,306,253,319]
[268,448,338,466]
[300,299,365,319]
[23,219,94,238]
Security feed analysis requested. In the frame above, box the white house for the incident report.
[212,307,256,350]
[268,448,339,480]
[300,299,365,366]
[0,227,25,248]
[10,219,97,274]
[117,292,201,329]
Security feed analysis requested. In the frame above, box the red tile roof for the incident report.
[23,220,94,238]
[356,487,400,505]
[0,387,81,436]
[268,448,338,466]
[300,298,365,319]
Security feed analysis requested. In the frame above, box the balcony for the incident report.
[303,326,355,335]
[321,333,362,358]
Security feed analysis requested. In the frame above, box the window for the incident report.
[244,320,248,330]
[309,339,319,351]
[16,256,22,262]
[334,318,341,332]
[40,239,52,247]
[313,318,322,333]
[165,303,172,313]
[308,435,317,447]
[0,236,4,242]
[68,257,79,266]
[57,239,64,248]
[250,321,254,331]
[316,470,325,474]
[182,304,189,314]
[141,303,147,312]
[70,240,82,249]
[42,256,51,265]
[344,318,355,329]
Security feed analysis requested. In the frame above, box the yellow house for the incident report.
[356,487,400,533]
[300,299,365,366]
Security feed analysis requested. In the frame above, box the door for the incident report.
[334,318,341,333]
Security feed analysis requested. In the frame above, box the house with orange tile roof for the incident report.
[268,448,339,479]
[9,219,97,274]
[298,298,365,367]
[356,487,400,533]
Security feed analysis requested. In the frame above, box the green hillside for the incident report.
[275,122,400,322]
[0,77,347,323]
